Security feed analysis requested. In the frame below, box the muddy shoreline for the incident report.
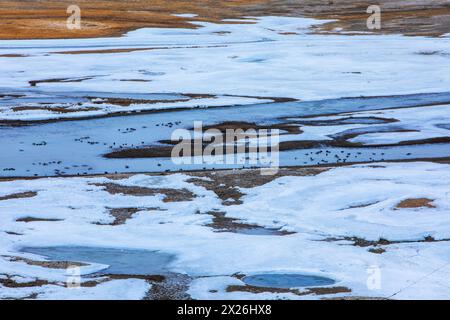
[1,156,450,182]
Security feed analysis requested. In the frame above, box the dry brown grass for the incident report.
[0,0,448,39]
[396,198,436,209]
[0,0,267,39]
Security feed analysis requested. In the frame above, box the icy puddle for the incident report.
[242,274,335,289]
[21,246,174,276]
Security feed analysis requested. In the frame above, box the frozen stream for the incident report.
[1,92,450,177]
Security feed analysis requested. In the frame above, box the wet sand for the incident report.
[0,0,449,40]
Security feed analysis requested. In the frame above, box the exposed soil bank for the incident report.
[0,0,449,40]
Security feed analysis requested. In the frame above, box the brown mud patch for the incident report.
[95,207,163,226]
[11,105,101,114]
[97,207,141,226]
[54,47,157,55]
[92,182,195,202]
[0,276,51,288]
[15,217,63,223]
[5,231,23,236]
[0,272,161,292]
[205,211,294,235]
[0,191,37,201]
[0,53,29,57]
[325,235,449,251]
[54,45,227,55]
[119,79,152,83]
[226,284,351,296]
[87,94,214,107]
[4,255,87,269]
[368,248,386,254]
[201,121,302,135]
[186,167,326,205]
[104,146,174,159]
[29,77,94,87]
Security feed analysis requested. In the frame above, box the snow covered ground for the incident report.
[1,162,450,299]
[0,16,449,121]
[1,14,449,300]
